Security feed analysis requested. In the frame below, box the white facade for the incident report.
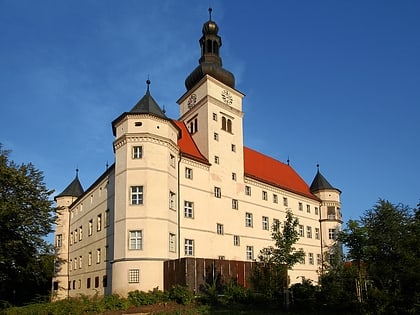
[52,14,342,300]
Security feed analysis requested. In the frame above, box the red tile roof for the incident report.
[244,147,318,201]
[173,120,209,164]
[174,119,317,201]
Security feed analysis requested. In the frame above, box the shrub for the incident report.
[168,285,194,305]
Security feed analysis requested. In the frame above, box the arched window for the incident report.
[227,119,232,133]
[221,117,227,131]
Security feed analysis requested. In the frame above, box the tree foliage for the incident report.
[0,144,56,306]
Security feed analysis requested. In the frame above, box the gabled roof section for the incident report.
[310,170,340,193]
[173,120,209,165]
[55,172,84,199]
[243,147,318,201]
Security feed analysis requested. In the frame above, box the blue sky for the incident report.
[1,1,420,231]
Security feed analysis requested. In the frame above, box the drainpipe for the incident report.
[177,154,182,259]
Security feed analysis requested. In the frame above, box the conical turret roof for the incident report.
[310,168,340,193]
[55,171,84,199]
[129,79,167,118]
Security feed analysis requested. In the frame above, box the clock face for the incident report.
[187,94,197,109]
[221,90,233,105]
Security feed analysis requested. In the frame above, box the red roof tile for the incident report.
[244,147,318,201]
[173,120,209,164]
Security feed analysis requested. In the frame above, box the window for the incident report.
[74,229,78,243]
[232,199,238,210]
[170,154,175,168]
[262,191,268,201]
[245,212,253,227]
[232,172,237,181]
[69,259,72,271]
[214,187,221,198]
[214,132,219,141]
[234,235,240,246]
[301,249,305,264]
[317,254,322,265]
[128,269,140,283]
[56,234,62,248]
[306,205,311,213]
[262,216,269,230]
[87,278,91,289]
[97,214,102,231]
[315,207,319,215]
[329,228,337,240]
[188,118,198,134]
[298,202,303,211]
[219,256,225,260]
[79,256,82,269]
[283,197,288,206]
[74,257,77,270]
[245,185,251,196]
[70,232,73,245]
[88,252,92,266]
[217,223,224,235]
[103,275,107,287]
[306,226,312,238]
[169,233,176,252]
[131,186,144,205]
[88,220,93,236]
[214,156,219,164]
[129,230,143,250]
[246,246,254,260]
[213,113,217,121]
[273,194,278,204]
[309,253,314,265]
[273,219,280,232]
[231,144,236,152]
[221,116,232,133]
[132,146,143,159]
[184,239,194,256]
[185,167,193,179]
[315,228,320,240]
[96,248,101,264]
[184,201,194,218]
[95,276,99,288]
[299,225,304,237]
[105,209,109,227]
[328,207,336,220]
[169,191,176,210]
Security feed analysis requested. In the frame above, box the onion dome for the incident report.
[185,8,235,90]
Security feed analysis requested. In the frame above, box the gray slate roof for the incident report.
[55,175,84,198]
[310,170,337,193]
[129,86,167,118]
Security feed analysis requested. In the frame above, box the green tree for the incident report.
[251,209,304,301]
[0,144,56,306]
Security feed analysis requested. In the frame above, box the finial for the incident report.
[146,76,151,92]
[208,7,212,21]
[162,105,166,114]
[316,164,320,172]
[76,167,79,177]
[106,161,109,170]
[287,156,290,166]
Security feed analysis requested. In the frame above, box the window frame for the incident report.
[129,230,143,250]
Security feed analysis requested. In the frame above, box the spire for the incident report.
[129,79,167,118]
[185,8,235,90]
[55,169,84,199]
[309,165,340,193]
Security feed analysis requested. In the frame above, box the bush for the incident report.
[168,285,195,305]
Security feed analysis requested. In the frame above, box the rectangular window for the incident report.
[185,167,193,179]
[317,254,322,265]
[74,229,78,243]
[129,230,143,250]
[315,228,320,240]
[88,252,92,266]
[97,214,102,231]
[262,216,269,230]
[79,256,82,269]
[283,197,288,206]
[79,226,83,241]
[273,218,280,232]
[96,248,101,264]
[214,187,221,198]
[299,225,304,237]
[169,191,176,210]
[246,246,254,260]
[95,276,99,288]
[301,249,305,264]
[87,278,91,289]
[169,233,176,252]
[184,239,194,256]
[88,220,93,236]
[214,132,219,141]
[70,232,73,245]
[299,202,303,211]
[245,185,251,196]
[103,275,107,288]
[309,253,314,265]
[328,206,336,220]
[273,194,278,204]
[262,191,268,201]
[105,209,110,227]
[170,154,176,168]
[69,259,72,271]
[315,207,319,215]
[245,212,253,227]
[131,186,144,205]
[234,235,240,246]
[132,146,143,159]
[231,144,236,152]
[232,172,237,181]
[214,156,219,164]
[232,199,238,209]
[184,201,194,218]
[306,205,311,213]
[56,234,62,247]
[74,257,77,270]
[213,113,217,121]
[128,269,140,283]
[329,228,337,240]
[217,223,224,235]
[306,226,312,238]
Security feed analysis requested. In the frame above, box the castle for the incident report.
[52,10,341,299]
